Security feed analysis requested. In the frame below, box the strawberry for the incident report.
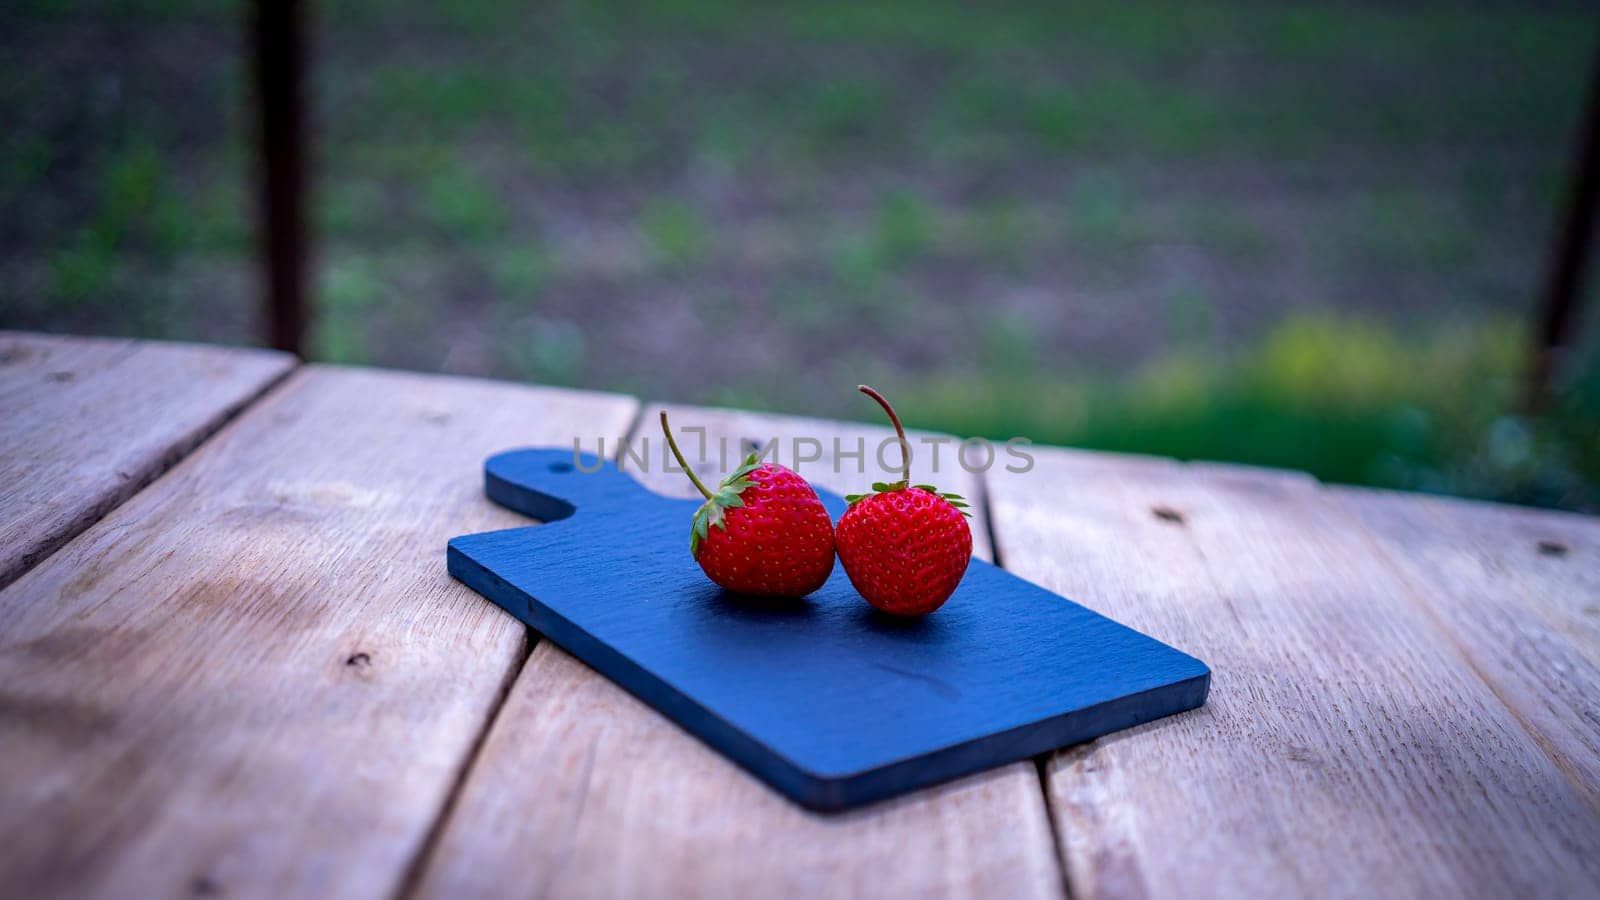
[660,411,835,597]
[836,386,973,616]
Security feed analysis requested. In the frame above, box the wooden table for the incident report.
[2,331,1597,900]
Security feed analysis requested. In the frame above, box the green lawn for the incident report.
[2,0,1597,509]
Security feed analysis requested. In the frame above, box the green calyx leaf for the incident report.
[846,479,971,517]
[725,451,763,482]
[938,489,973,518]
[689,453,764,556]
[848,480,904,506]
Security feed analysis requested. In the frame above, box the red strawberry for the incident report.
[660,411,835,597]
[836,386,972,616]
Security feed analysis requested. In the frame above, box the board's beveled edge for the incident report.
[448,533,1212,812]
[446,540,832,807]
[448,445,1213,811]
[809,667,1212,810]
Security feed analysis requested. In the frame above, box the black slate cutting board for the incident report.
[447,447,1209,811]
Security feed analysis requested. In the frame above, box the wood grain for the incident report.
[0,366,639,899]
[1333,487,1600,809]
[413,403,1064,899]
[985,449,1600,899]
[0,331,295,588]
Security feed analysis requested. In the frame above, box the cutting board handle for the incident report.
[483,447,653,522]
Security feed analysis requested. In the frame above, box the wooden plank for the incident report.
[414,404,1064,898]
[0,332,295,588]
[1333,487,1600,808]
[0,366,640,899]
[984,448,1600,899]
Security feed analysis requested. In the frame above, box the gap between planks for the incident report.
[1026,456,1600,890]
[1011,454,1600,896]
[8,363,298,586]
[394,625,535,900]
[0,336,300,590]
[393,398,656,900]
[0,365,645,898]
[974,461,1080,900]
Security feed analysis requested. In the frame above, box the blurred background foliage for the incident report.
[2,0,1597,509]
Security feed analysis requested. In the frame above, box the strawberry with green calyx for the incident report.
[836,385,973,616]
[660,411,835,597]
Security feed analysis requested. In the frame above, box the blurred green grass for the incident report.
[3,0,1598,510]
[893,315,1600,511]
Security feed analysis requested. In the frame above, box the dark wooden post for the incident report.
[1527,41,1600,413]
[251,0,309,354]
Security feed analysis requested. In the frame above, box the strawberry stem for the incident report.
[660,411,714,500]
[858,384,911,484]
